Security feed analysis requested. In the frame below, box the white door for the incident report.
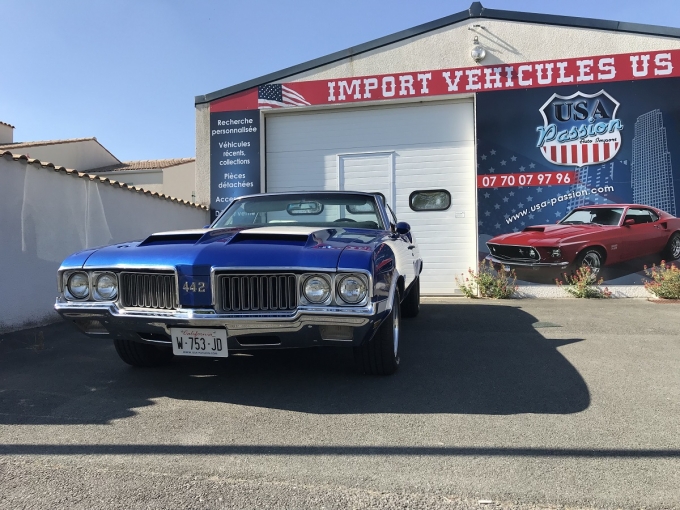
[338,152,394,204]
[265,101,476,295]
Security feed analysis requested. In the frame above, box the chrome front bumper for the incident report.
[485,255,570,269]
[54,298,389,349]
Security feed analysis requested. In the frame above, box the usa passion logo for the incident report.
[536,90,623,167]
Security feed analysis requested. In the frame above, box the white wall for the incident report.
[195,103,211,205]
[95,162,196,201]
[0,155,209,333]
[163,161,196,202]
[15,139,120,172]
[0,124,13,144]
[284,19,680,82]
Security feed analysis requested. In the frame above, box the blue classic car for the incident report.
[55,191,422,375]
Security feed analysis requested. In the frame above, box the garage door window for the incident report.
[409,190,451,211]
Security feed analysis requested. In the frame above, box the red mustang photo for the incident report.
[486,204,680,275]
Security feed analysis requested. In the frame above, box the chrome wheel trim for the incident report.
[393,305,400,358]
[671,236,680,259]
[582,251,602,275]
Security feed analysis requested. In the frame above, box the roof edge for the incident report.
[0,150,207,210]
[0,137,97,150]
[480,5,680,36]
[88,157,196,173]
[196,2,680,105]
[0,137,122,165]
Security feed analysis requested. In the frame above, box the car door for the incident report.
[384,204,418,291]
[621,208,668,259]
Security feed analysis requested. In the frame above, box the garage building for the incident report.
[194,2,680,294]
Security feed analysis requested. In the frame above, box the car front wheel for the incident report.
[575,248,604,276]
[114,339,173,367]
[354,289,400,376]
[664,232,680,260]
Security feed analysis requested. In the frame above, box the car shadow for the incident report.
[0,303,589,424]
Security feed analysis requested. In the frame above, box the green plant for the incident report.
[456,259,517,299]
[556,266,612,298]
[644,261,680,299]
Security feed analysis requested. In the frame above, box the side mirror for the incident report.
[624,218,635,226]
[203,225,211,229]
[395,221,411,235]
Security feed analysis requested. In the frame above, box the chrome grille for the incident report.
[487,243,540,262]
[120,272,177,310]
[218,274,297,312]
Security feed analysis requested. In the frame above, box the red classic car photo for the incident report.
[486,204,680,275]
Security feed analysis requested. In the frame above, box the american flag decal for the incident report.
[258,84,310,109]
[541,139,621,166]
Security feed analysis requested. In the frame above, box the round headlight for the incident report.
[67,272,90,299]
[337,274,368,304]
[303,275,330,304]
[95,273,118,300]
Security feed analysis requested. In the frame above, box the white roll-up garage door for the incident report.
[265,100,476,295]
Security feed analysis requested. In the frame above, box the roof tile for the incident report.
[88,158,195,173]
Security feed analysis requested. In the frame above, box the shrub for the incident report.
[456,259,517,299]
[556,266,612,298]
[644,261,680,299]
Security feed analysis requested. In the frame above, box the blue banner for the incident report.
[209,110,260,220]
[476,77,680,284]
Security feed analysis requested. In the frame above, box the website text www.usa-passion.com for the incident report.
[505,186,615,225]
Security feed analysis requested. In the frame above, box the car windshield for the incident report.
[560,207,624,226]
[212,193,385,230]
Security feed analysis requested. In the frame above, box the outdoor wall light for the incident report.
[471,35,486,63]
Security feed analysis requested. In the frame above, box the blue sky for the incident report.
[1,0,678,161]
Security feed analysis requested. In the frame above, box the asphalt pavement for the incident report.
[0,298,679,509]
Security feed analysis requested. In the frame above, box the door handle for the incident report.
[408,245,416,250]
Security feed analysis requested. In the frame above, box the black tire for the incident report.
[663,232,680,261]
[354,289,400,376]
[113,339,173,367]
[575,247,605,277]
[401,277,420,318]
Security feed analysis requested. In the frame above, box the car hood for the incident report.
[488,224,610,245]
[80,226,385,273]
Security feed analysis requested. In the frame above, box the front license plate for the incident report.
[170,328,228,357]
